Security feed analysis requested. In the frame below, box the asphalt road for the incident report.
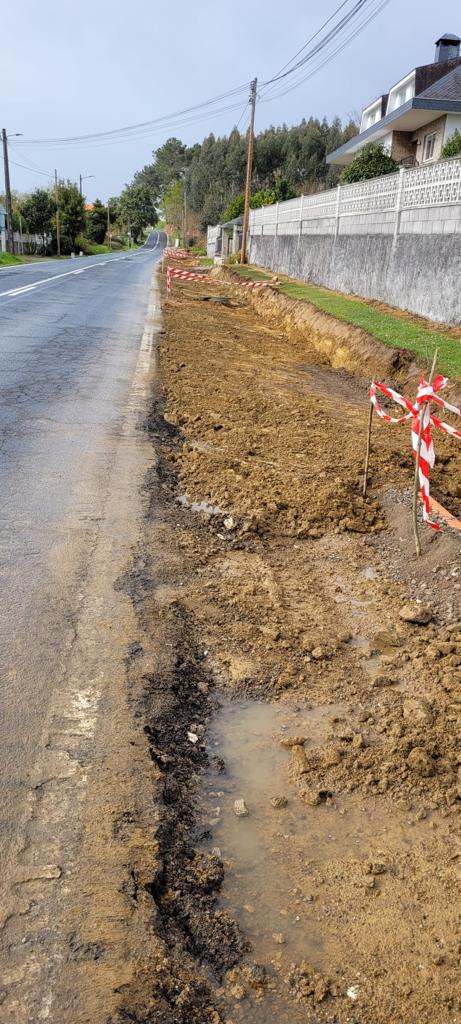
[0,231,164,880]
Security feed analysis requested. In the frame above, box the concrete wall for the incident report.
[249,229,461,324]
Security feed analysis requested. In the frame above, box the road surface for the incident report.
[0,231,165,1020]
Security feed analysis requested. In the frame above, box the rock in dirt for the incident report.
[270,795,288,809]
[233,798,249,817]
[298,783,333,806]
[403,697,433,726]
[399,602,433,625]
[372,673,398,688]
[290,745,310,777]
[288,960,330,1004]
[279,735,307,748]
[407,747,435,776]
[457,766,461,799]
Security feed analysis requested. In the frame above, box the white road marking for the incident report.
[0,235,163,303]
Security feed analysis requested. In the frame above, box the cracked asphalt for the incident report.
[0,231,164,883]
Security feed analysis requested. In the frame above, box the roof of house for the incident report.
[419,63,461,100]
[221,215,243,228]
[436,33,461,43]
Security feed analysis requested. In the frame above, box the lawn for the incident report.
[229,264,461,378]
[0,252,24,267]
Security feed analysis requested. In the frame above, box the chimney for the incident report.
[434,33,461,63]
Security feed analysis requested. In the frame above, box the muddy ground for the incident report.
[122,267,461,1024]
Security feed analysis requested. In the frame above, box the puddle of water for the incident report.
[176,494,223,515]
[199,698,440,1020]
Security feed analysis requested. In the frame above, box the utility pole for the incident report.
[54,170,61,258]
[2,129,15,255]
[241,78,257,264]
[183,185,188,249]
[79,173,82,196]
[107,200,111,247]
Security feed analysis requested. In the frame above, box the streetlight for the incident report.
[79,173,94,196]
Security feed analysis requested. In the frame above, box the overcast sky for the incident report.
[3,0,461,201]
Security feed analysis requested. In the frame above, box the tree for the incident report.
[118,182,157,242]
[162,180,184,236]
[123,115,359,233]
[55,181,85,251]
[86,198,107,243]
[19,189,55,238]
[340,142,398,183]
[221,182,295,223]
[442,130,461,159]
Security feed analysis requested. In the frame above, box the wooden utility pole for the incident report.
[241,78,257,264]
[107,200,111,247]
[54,170,61,258]
[2,129,15,255]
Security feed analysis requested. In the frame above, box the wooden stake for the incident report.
[412,349,438,557]
[362,400,373,498]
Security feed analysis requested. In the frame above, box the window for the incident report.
[423,132,437,161]
[361,102,381,131]
[387,74,415,113]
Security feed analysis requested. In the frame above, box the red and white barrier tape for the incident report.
[163,248,191,260]
[370,375,461,530]
[238,280,270,289]
[166,266,208,293]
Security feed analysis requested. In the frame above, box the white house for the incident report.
[327,32,461,167]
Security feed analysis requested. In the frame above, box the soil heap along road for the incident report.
[128,261,461,1024]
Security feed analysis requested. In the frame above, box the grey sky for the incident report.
[4,0,461,201]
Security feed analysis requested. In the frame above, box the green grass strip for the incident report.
[228,264,461,377]
[0,252,24,266]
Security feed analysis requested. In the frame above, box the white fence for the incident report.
[248,155,461,239]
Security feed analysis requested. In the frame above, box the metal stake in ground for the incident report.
[362,401,373,498]
[412,349,438,557]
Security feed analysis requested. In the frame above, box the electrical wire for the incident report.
[8,145,54,177]
[11,0,391,156]
[14,84,250,147]
[260,0,353,87]
[261,0,389,103]
[261,0,372,88]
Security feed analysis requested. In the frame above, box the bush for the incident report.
[340,142,398,183]
[442,130,461,159]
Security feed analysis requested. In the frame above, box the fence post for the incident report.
[273,201,279,266]
[334,184,341,238]
[394,167,405,240]
[298,194,304,239]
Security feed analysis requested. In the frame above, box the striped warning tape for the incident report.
[370,376,461,530]
[166,266,208,293]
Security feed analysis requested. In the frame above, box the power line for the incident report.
[8,145,54,178]
[11,0,391,155]
[260,0,353,88]
[261,0,372,88]
[261,0,390,103]
[9,158,53,178]
[14,85,250,148]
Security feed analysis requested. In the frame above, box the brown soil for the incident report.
[120,269,461,1024]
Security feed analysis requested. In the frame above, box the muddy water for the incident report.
[200,698,442,1021]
